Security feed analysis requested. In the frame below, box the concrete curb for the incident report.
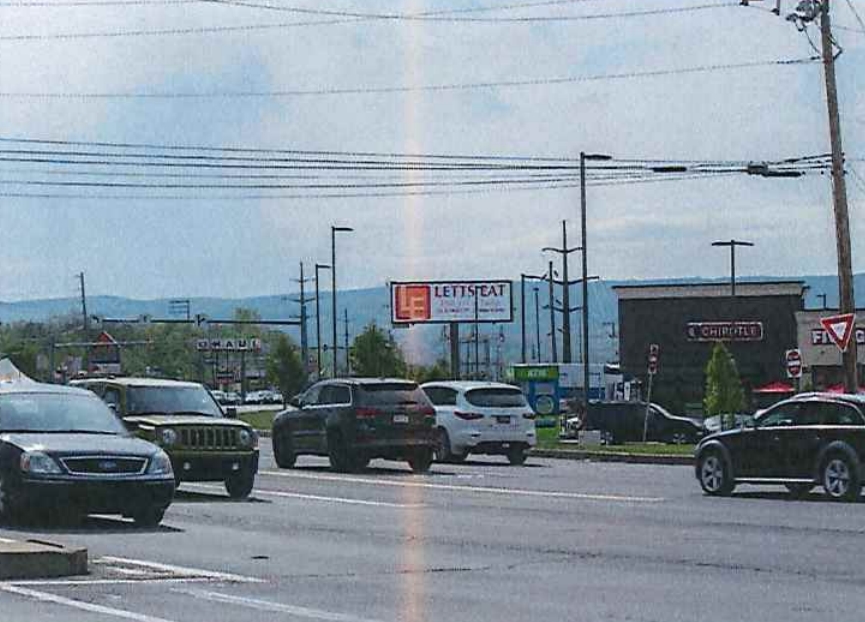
[0,538,88,580]
[530,448,692,466]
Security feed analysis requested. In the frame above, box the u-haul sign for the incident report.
[391,280,513,325]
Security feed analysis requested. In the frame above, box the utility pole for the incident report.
[534,286,542,362]
[343,307,351,375]
[331,225,353,378]
[292,262,314,376]
[819,0,857,392]
[520,272,546,364]
[546,260,558,363]
[543,220,581,363]
[711,239,754,297]
[78,272,89,335]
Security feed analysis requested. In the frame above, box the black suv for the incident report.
[271,378,436,473]
[580,401,703,445]
[695,393,865,501]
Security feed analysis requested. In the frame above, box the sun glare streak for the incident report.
[400,481,427,622]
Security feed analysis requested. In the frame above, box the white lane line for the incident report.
[96,556,264,583]
[176,587,387,622]
[6,577,236,587]
[183,482,425,509]
[260,470,664,503]
[0,584,177,622]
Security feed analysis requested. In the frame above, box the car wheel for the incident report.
[327,431,360,473]
[434,428,452,463]
[506,447,528,466]
[785,483,813,499]
[132,507,165,528]
[224,469,255,499]
[273,430,297,469]
[0,473,22,524]
[407,447,434,473]
[697,450,734,496]
[822,453,860,502]
[669,432,689,445]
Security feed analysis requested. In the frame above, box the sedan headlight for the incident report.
[20,451,63,475]
[159,427,178,447]
[238,428,258,449]
[147,449,174,476]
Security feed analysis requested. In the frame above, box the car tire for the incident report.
[821,453,861,502]
[0,473,22,524]
[669,432,690,445]
[434,428,452,463]
[506,447,528,466]
[225,470,255,499]
[408,447,434,473]
[697,450,734,496]
[273,430,297,469]
[785,483,813,499]
[327,431,360,473]
[132,507,166,528]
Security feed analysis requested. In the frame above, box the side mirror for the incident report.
[225,406,238,419]
[289,396,302,408]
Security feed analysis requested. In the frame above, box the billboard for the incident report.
[391,280,513,325]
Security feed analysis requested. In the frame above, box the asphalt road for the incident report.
[2,441,865,622]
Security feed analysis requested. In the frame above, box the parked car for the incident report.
[71,377,258,498]
[271,378,436,473]
[695,392,865,501]
[421,381,537,465]
[579,401,703,445]
[701,413,754,435]
[0,380,175,526]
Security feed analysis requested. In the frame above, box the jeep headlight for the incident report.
[159,427,178,447]
[147,449,174,476]
[238,428,257,449]
[20,451,62,475]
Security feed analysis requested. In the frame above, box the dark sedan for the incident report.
[272,378,436,473]
[695,393,865,501]
[0,382,175,525]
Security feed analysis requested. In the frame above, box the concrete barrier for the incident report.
[0,538,88,580]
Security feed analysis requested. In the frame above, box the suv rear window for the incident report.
[465,388,527,408]
[356,383,429,407]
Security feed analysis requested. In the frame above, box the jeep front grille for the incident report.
[179,427,240,450]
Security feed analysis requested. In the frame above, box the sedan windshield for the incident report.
[0,392,126,434]
[127,386,223,417]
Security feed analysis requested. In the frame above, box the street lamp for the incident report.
[315,262,331,378]
[580,152,612,401]
[711,239,754,297]
[331,226,353,377]
[520,272,546,363]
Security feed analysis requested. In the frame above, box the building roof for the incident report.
[613,280,808,300]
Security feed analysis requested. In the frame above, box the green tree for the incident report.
[704,342,745,428]
[350,323,406,377]
[411,359,451,384]
[266,334,306,403]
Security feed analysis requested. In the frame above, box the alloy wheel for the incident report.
[701,455,724,493]
[824,458,851,498]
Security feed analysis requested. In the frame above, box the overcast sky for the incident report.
[0,0,862,301]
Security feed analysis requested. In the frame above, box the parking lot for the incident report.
[3,440,865,622]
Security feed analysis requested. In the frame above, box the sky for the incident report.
[0,0,863,302]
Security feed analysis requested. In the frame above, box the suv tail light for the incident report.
[355,407,382,419]
[454,411,484,421]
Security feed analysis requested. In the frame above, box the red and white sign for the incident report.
[647,343,660,375]
[391,281,513,325]
[785,349,803,379]
[820,313,856,352]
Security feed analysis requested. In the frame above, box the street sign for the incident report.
[785,348,803,379]
[820,313,856,352]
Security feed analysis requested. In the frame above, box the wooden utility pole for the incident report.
[819,0,857,392]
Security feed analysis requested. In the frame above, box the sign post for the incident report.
[785,348,803,392]
[643,344,659,443]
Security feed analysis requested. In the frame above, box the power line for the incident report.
[0,56,820,98]
[843,0,865,34]
[0,0,197,5]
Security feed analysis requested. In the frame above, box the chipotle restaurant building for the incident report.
[614,281,807,413]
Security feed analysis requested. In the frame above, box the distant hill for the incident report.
[1,274,862,366]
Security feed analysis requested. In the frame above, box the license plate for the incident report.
[393,414,409,424]
[496,416,511,424]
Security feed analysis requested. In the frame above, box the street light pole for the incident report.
[534,286,542,362]
[521,272,546,364]
[580,152,611,401]
[711,239,754,297]
[315,263,330,378]
[331,226,353,378]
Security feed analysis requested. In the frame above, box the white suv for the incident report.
[421,381,537,465]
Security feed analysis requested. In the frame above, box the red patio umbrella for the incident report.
[752,381,796,394]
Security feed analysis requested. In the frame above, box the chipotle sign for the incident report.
[686,321,764,342]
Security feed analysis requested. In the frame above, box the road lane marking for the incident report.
[0,584,177,622]
[260,470,664,503]
[96,556,264,583]
[183,482,426,508]
[175,587,388,622]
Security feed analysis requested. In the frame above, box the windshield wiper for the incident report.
[169,410,219,417]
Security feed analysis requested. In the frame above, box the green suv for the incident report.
[72,377,258,498]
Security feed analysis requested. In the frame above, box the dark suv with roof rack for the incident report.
[271,378,436,473]
[696,392,865,501]
[71,377,258,498]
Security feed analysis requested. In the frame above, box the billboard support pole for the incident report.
[474,295,480,379]
[450,322,460,380]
